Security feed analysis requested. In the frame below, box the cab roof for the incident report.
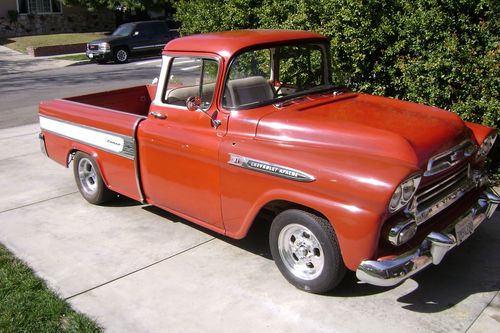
[163,29,327,60]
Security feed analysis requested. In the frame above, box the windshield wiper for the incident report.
[273,85,349,108]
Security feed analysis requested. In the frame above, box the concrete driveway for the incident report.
[0,124,499,333]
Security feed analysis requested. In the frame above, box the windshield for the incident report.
[112,23,135,37]
[222,42,335,109]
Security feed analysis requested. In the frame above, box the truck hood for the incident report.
[255,93,469,169]
[88,36,125,45]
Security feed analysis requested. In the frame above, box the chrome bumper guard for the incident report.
[356,187,500,287]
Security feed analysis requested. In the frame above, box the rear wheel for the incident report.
[113,47,129,64]
[269,209,346,293]
[73,152,115,205]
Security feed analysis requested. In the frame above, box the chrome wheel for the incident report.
[116,49,128,62]
[78,157,98,195]
[277,223,324,280]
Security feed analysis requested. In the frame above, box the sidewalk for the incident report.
[0,123,499,332]
[0,45,77,75]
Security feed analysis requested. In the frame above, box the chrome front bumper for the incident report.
[356,187,500,287]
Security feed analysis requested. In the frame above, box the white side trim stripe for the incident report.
[40,117,125,153]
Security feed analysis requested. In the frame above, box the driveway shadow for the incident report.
[141,205,273,260]
[140,204,499,312]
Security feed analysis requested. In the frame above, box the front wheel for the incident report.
[73,152,115,205]
[269,209,346,293]
[113,47,129,64]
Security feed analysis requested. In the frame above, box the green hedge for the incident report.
[176,0,499,129]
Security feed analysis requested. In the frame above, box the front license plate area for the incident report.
[455,214,474,244]
[88,53,94,58]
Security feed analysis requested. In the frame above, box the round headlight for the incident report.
[402,178,416,202]
[388,175,422,213]
[389,186,402,210]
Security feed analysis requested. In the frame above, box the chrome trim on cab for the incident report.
[132,117,147,203]
[424,140,476,176]
[228,154,315,182]
[357,187,499,287]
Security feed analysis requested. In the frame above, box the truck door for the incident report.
[130,23,154,53]
[152,22,170,50]
[138,55,227,230]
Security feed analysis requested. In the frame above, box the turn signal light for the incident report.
[388,221,418,246]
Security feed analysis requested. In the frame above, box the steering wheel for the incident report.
[281,68,316,92]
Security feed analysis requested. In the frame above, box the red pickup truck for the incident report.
[39,30,499,293]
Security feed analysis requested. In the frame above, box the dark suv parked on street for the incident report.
[86,20,178,64]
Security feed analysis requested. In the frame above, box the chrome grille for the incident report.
[88,44,98,51]
[411,165,473,224]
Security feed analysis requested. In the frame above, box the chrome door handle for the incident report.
[150,111,167,120]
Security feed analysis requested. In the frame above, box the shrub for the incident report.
[175,0,499,129]
[7,10,18,23]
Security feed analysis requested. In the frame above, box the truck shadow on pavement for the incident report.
[394,218,500,313]
[331,214,500,313]
[142,204,499,313]
[141,204,274,260]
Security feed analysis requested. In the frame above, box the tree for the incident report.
[61,0,168,12]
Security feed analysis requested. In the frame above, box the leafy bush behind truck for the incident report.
[175,0,499,130]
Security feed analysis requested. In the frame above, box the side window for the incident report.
[135,24,152,36]
[163,57,218,110]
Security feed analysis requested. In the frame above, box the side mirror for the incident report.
[132,31,139,37]
[186,95,202,112]
[185,96,221,128]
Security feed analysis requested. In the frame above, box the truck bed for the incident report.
[65,85,156,117]
[39,85,157,202]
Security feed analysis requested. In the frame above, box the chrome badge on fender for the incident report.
[228,154,315,182]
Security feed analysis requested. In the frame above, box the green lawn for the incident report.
[0,32,107,54]
[0,244,102,332]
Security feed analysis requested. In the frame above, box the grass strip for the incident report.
[0,33,107,54]
[0,244,102,333]
[52,54,88,61]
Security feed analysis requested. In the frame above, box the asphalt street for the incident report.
[0,58,161,129]
[0,57,499,332]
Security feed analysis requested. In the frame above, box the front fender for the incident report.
[225,188,383,271]
[220,137,420,270]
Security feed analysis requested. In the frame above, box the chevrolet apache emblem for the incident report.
[228,154,315,182]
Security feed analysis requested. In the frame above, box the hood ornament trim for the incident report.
[424,140,476,176]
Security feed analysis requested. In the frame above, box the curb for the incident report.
[67,60,91,66]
